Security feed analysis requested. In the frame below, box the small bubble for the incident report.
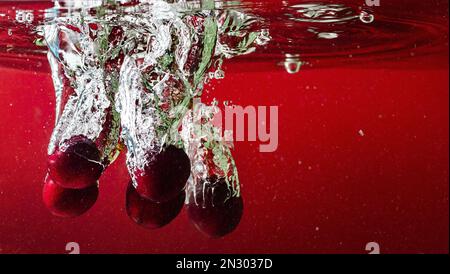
[284,54,302,74]
[359,11,375,24]
[214,69,225,79]
[317,32,339,39]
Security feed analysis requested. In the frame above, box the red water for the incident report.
[0,0,448,254]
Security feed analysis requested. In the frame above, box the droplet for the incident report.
[284,54,302,74]
[359,11,375,24]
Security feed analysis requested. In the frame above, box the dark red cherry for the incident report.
[187,179,243,238]
[126,182,185,229]
[135,145,191,202]
[42,176,98,218]
[48,136,104,189]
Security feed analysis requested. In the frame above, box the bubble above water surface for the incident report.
[317,32,339,39]
[263,2,448,67]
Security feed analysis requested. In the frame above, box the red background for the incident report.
[0,59,448,254]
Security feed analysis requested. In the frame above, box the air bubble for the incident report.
[214,69,225,80]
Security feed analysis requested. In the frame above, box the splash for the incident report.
[42,0,269,201]
[182,100,241,205]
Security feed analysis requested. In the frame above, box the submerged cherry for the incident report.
[134,145,191,202]
[126,182,185,229]
[42,176,99,218]
[187,179,243,238]
[48,135,104,189]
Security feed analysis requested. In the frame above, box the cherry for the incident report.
[187,179,243,238]
[42,176,98,218]
[134,145,191,203]
[126,182,185,229]
[48,136,104,189]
